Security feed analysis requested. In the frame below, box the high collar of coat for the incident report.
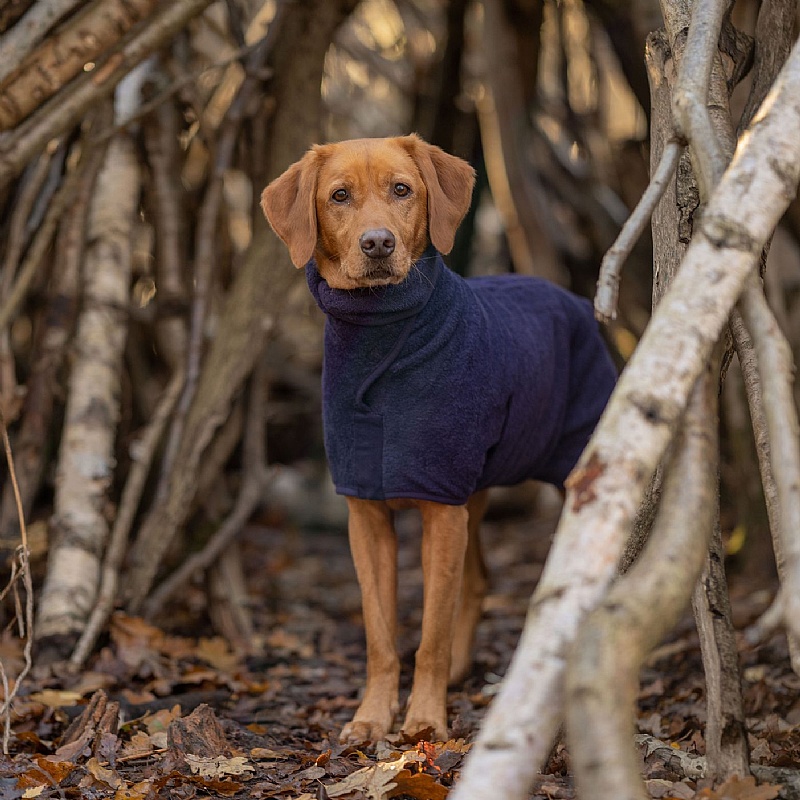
[305,246,443,327]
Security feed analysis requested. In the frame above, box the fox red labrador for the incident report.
[261,134,616,743]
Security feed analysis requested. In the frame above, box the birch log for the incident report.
[451,37,800,800]
[36,115,140,652]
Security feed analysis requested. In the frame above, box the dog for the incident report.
[261,134,617,744]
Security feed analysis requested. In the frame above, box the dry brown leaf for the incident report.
[185,754,255,779]
[250,747,290,760]
[17,757,75,787]
[388,770,449,799]
[86,757,122,789]
[196,637,240,672]
[120,730,156,759]
[142,705,182,735]
[325,751,425,799]
[114,780,155,799]
[110,613,166,668]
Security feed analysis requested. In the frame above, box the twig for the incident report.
[664,0,731,197]
[0,405,34,755]
[0,145,55,299]
[594,140,682,323]
[70,368,186,668]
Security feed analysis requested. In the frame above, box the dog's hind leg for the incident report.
[449,490,489,684]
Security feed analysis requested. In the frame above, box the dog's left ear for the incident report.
[401,134,476,254]
[261,149,319,268]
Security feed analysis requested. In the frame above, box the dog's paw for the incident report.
[400,713,447,743]
[339,719,389,745]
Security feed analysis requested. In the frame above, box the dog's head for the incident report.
[260,135,476,289]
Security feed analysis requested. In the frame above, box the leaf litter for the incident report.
[0,508,797,798]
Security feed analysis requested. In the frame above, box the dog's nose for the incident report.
[359,228,395,258]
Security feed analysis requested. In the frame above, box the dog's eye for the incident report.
[393,183,411,197]
[331,189,348,203]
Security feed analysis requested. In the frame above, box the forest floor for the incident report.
[1,493,799,799]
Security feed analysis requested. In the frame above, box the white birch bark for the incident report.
[451,37,800,800]
[35,77,143,644]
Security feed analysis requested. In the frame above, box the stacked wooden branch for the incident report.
[0,0,358,677]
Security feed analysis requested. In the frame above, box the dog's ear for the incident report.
[261,150,319,268]
[402,134,476,254]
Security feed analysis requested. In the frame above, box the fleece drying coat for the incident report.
[307,249,617,505]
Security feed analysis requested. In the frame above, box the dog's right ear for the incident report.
[261,150,319,268]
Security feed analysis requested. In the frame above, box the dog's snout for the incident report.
[359,228,396,259]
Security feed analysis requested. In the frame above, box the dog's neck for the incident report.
[306,247,442,327]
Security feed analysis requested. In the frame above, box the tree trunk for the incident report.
[36,123,140,655]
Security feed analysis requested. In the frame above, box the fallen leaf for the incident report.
[114,780,155,799]
[185,754,255,779]
[250,747,290,760]
[16,757,75,788]
[142,706,182,735]
[86,757,122,789]
[325,751,425,799]
[388,770,449,799]
[27,690,82,707]
[196,637,240,673]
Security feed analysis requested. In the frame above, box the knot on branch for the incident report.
[627,390,681,429]
[701,214,759,253]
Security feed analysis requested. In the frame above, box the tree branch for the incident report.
[567,361,718,800]
[451,37,800,800]
[0,0,215,193]
[594,140,682,323]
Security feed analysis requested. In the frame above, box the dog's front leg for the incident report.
[340,498,399,744]
[403,501,469,740]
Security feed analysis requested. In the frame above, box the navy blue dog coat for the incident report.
[307,248,617,505]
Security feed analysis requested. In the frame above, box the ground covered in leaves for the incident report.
[1,497,799,799]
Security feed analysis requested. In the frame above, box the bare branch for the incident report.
[0,0,159,131]
[0,0,87,87]
[451,38,800,800]
[567,362,718,800]
[738,271,800,648]
[594,140,682,323]
[0,0,215,193]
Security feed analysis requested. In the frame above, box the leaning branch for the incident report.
[451,37,800,800]
[0,0,215,193]
[566,361,718,800]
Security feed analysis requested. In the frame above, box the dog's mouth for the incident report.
[357,261,405,286]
